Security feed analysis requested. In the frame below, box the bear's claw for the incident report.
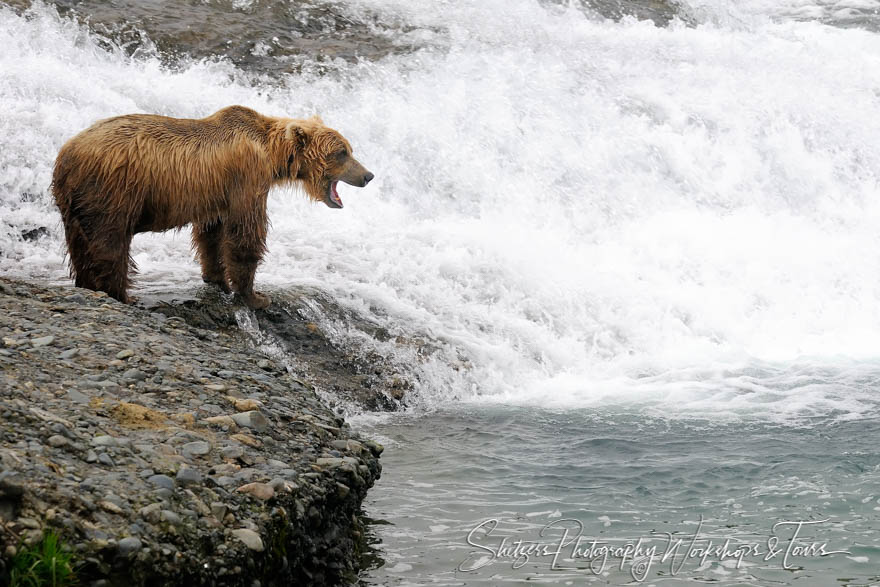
[242,291,271,310]
[202,275,231,293]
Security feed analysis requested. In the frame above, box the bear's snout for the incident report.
[339,157,374,189]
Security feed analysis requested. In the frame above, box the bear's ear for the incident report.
[285,122,309,149]
[308,114,324,124]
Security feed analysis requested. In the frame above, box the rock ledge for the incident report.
[0,278,382,586]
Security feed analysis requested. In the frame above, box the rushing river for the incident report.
[2,0,880,583]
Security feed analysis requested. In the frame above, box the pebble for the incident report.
[67,389,90,404]
[221,446,244,460]
[85,450,98,463]
[210,502,228,520]
[123,368,146,381]
[230,411,269,432]
[199,403,222,415]
[231,398,262,412]
[231,528,264,552]
[147,474,175,490]
[116,349,134,360]
[91,435,118,447]
[235,482,274,501]
[139,503,162,522]
[63,293,87,304]
[204,415,237,429]
[214,476,236,487]
[18,517,40,529]
[30,335,55,348]
[160,510,181,525]
[60,348,79,359]
[176,467,203,486]
[269,478,291,493]
[230,433,261,448]
[182,441,211,458]
[118,537,142,556]
[154,488,173,501]
[99,501,124,515]
[97,453,115,467]
[47,435,70,448]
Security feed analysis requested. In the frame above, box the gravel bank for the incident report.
[0,277,382,586]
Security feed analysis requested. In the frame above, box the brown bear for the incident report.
[51,105,373,309]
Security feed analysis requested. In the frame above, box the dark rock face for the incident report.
[143,286,407,412]
[0,278,382,586]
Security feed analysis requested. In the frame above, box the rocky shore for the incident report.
[0,277,383,586]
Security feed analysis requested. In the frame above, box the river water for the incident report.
[1,0,880,583]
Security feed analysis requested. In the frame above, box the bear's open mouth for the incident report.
[325,181,343,209]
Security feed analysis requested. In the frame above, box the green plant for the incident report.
[8,530,78,587]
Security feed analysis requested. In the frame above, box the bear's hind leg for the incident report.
[193,221,230,292]
[87,229,135,304]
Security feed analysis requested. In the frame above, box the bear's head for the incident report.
[283,116,374,209]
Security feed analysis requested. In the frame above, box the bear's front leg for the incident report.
[222,201,270,310]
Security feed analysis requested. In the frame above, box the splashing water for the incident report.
[2,0,880,423]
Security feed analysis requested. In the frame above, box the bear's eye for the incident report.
[334,149,348,161]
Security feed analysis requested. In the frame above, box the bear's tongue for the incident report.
[330,181,343,208]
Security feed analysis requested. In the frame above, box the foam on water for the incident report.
[2,0,880,422]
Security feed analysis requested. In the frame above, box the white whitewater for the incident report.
[2,0,880,422]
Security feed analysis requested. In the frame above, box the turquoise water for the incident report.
[359,406,880,585]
